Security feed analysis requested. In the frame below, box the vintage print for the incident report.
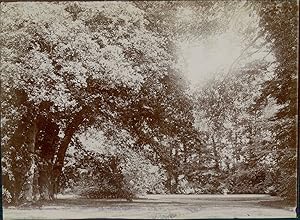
[1,1,298,219]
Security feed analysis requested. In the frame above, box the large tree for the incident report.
[256,0,298,200]
[1,1,172,202]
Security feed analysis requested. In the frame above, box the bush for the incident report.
[3,187,12,205]
[61,143,136,199]
[79,186,134,200]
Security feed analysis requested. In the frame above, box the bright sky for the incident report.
[177,32,244,86]
[175,4,275,88]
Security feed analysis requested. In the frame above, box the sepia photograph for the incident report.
[1,1,298,219]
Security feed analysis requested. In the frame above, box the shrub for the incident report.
[79,185,134,199]
[61,143,136,199]
[3,187,12,205]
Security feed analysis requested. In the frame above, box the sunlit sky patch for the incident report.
[175,3,276,88]
[177,32,243,86]
[176,6,195,22]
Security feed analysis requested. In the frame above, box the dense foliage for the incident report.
[257,0,298,201]
[62,138,134,199]
[1,1,297,205]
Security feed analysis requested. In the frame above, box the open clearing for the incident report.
[3,194,296,219]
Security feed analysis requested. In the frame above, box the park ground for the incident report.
[3,194,296,219]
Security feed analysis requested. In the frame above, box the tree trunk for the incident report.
[39,162,54,200]
[52,107,89,194]
[21,120,38,202]
[33,163,40,201]
[165,171,172,194]
[3,93,39,203]
[171,149,179,194]
[52,128,79,194]
[211,135,220,172]
[170,174,179,194]
[36,116,59,200]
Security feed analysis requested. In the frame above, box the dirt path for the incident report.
[3,194,296,219]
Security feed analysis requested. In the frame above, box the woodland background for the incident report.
[1,1,297,206]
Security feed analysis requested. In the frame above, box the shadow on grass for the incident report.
[14,197,186,209]
[258,199,296,211]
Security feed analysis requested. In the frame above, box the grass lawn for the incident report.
[3,194,296,219]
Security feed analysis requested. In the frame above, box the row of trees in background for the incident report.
[1,1,297,205]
